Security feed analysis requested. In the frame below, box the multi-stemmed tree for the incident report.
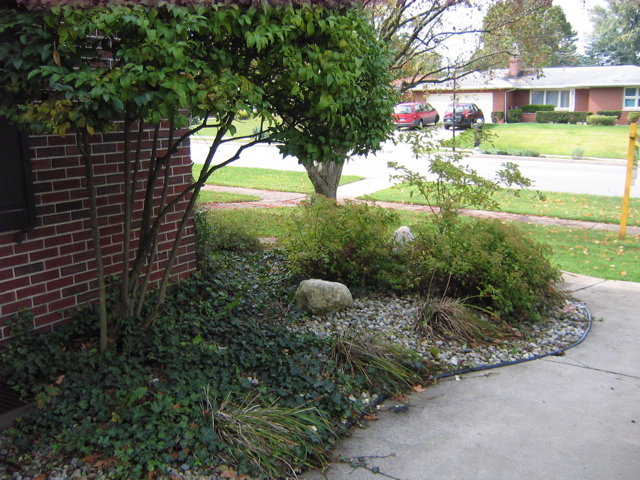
[0,0,396,351]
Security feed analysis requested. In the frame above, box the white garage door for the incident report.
[425,93,494,123]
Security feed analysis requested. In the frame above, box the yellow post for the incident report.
[620,123,638,239]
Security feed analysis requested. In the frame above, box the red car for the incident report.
[393,102,439,129]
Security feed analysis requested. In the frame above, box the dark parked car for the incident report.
[393,102,439,129]
[443,103,484,129]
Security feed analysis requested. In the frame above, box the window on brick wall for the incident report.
[624,87,640,108]
[530,90,571,110]
[0,115,36,232]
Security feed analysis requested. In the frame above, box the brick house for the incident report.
[0,119,197,345]
[409,62,640,124]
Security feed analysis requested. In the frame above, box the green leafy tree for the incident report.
[585,0,640,65]
[0,1,396,351]
[476,1,579,69]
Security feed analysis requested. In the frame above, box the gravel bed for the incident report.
[0,295,590,480]
[292,294,590,372]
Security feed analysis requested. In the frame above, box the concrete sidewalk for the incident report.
[301,273,640,480]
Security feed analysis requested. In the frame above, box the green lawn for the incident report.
[193,117,273,140]
[196,189,260,204]
[516,222,640,283]
[483,123,630,159]
[364,184,640,227]
[192,164,363,194]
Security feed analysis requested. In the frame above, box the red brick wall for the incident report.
[588,87,624,114]
[0,122,196,344]
[512,90,530,108]
[575,89,590,112]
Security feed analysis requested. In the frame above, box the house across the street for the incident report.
[409,61,640,125]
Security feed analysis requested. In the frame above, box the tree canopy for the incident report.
[477,0,578,69]
[1,2,395,164]
[585,0,640,65]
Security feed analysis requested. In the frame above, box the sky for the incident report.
[552,0,607,53]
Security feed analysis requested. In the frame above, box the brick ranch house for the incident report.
[408,61,640,124]
[0,118,197,345]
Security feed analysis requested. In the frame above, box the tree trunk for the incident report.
[77,132,109,353]
[302,159,345,200]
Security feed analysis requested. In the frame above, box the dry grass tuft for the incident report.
[415,296,509,343]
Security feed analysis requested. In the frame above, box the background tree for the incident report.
[0,1,395,351]
[476,1,579,69]
[585,0,640,65]
[363,0,572,92]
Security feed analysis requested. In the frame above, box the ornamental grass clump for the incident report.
[329,329,428,394]
[415,296,510,343]
[201,388,332,478]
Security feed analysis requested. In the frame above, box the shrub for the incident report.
[586,115,617,126]
[283,195,399,287]
[597,110,622,119]
[491,111,504,123]
[481,147,540,157]
[535,111,592,124]
[507,108,522,123]
[521,104,555,113]
[571,147,585,160]
[628,112,639,124]
[402,217,562,322]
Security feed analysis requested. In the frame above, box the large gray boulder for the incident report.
[294,279,353,315]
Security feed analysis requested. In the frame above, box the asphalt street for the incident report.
[190,129,640,198]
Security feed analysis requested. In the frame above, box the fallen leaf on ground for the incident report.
[364,414,379,420]
[82,454,101,465]
[412,385,426,392]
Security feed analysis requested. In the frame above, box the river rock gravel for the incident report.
[290,294,590,372]
[0,295,590,480]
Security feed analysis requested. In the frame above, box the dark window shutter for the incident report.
[0,116,35,232]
